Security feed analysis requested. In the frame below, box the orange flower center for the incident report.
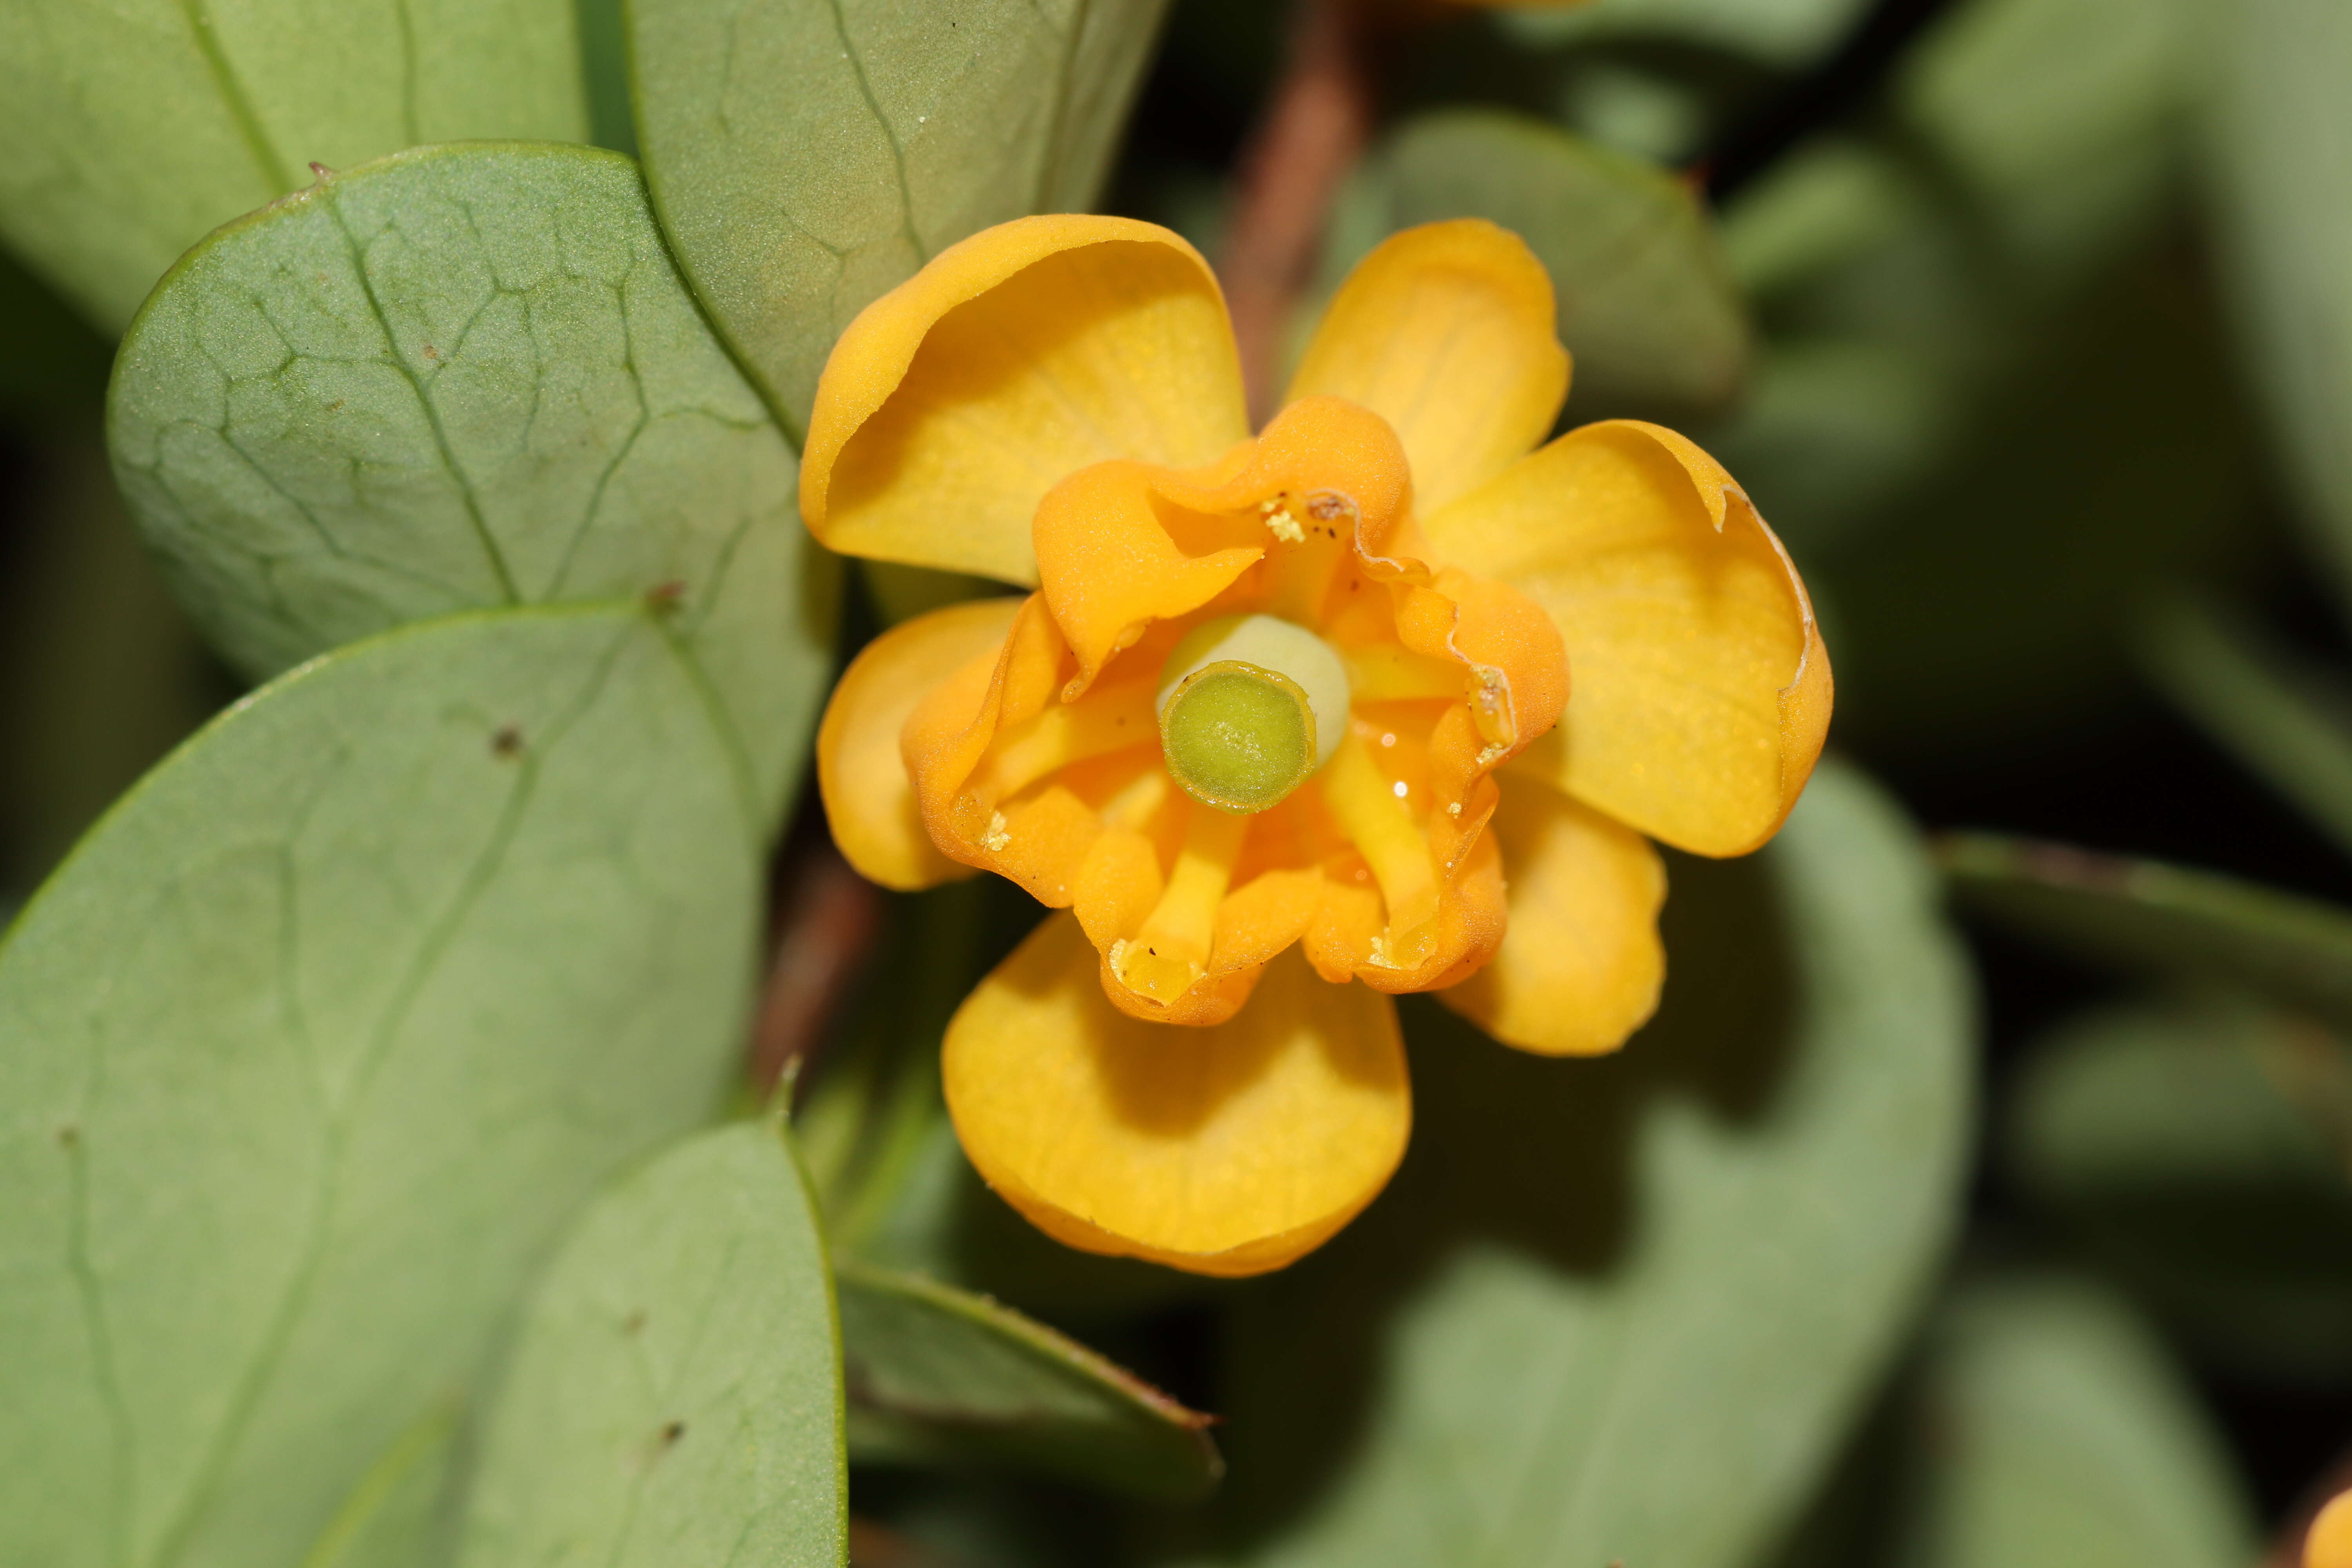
[902,396,1570,1026]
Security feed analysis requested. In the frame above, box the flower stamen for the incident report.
[1114,802,1249,1002]
[983,676,1157,800]
[1321,731,1440,962]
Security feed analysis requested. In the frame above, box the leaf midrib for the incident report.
[176,0,295,196]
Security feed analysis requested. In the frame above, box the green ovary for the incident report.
[1159,664,1316,814]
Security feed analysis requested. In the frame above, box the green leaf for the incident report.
[0,603,761,1568]
[2204,0,2352,609]
[1187,761,1973,1568]
[1940,831,2352,1030]
[2135,596,2352,858]
[456,1121,845,1567]
[0,0,587,334]
[628,0,1173,442]
[1368,109,1750,419]
[1893,1274,2259,1566]
[1699,0,2236,753]
[106,142,833,826]
[839,1260,1220,1501]
[1898,0,2195,287]
[2007,1000,2352,1379]
[1493,0,1871,69]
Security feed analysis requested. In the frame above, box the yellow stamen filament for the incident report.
[983,677,1156,800]
[1256,491,1355,624]
[1319,732,1438,962]
[1095,761,1171,833]
[1343,643,1465,703]
[1113,802,1249,1003]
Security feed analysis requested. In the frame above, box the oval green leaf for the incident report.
[1198,761,1972,1568]
[1372,109,1751,418]
[106,142,832,826]
[456,1121,845,1567]
[0,603,760,1568]
[0,0,586,334]
[2135,596,2352,858]
[1893,1274,2259,1567]
[628,0,1172,441]
[839,1259,1221,1501]
[2205,0,2352,609]
[2008,1000,2352,1379]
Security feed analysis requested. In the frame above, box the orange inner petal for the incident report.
[902,395,1568,1023]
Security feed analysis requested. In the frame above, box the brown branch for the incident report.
[748,829,886,1100]
[1220,0,1382,422]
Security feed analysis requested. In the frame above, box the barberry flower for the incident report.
[806,215,1828,1275]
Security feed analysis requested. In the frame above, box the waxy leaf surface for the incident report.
[2206,0,2352,611]
[1894,1275,2258,1567]
[2136,597,2352,858]
[628,0,1171,441]
[1195,763,1971,1568]
[0,604,760,1568]
[457,1121,844,1568]
[0,0,584,333]
[2009,1001,2352,1379]
[107,143,831,827]
[840,1260,1221,1500]
[1367,110,1749,418]
[1497,0,1871,69]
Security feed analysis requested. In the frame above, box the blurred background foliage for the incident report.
[5,0,2352,1561]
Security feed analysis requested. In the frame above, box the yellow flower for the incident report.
[2314,1490,2352,1568]
[803,214,1829,1276]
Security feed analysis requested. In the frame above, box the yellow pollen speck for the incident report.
[1476,743,1507,768]
[1366,935,1393,968]
[1447,801,1462,818]
[984,810,1011,851]
[1391,780,1408,800]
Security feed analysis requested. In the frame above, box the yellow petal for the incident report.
[1439,779,1664,1056]
[1425,420,1831,857]
[2310,1490,2352,1568]
[943,912,1409,1276]
[1286,219,1569,514]
[802,215,1251,586]
[817,596,1024,890]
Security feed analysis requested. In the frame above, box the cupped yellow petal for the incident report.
[817,596,1025,890]
[2310,1490,2352,1568]
[1438,779,1665,1056]
[943,912,1409,1276]
[802,215,1251,586]
[1425,420,1831,857]
[1286,219,1570,514]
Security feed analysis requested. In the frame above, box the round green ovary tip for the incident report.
[1160,663,1316,814]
